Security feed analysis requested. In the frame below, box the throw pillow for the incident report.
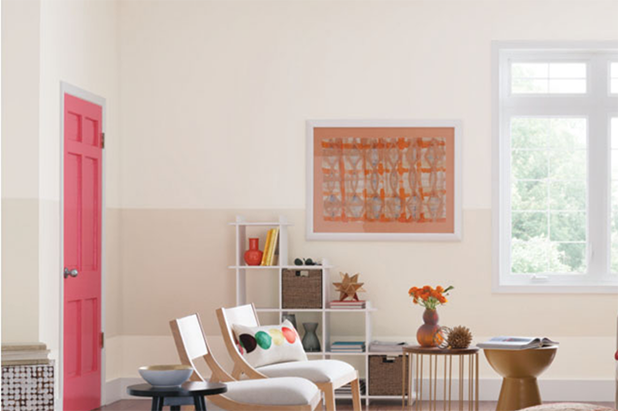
[232,320,308,368]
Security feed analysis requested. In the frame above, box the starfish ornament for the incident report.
[333,272,366,301]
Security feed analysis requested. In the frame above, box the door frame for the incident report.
[58,81,107,410]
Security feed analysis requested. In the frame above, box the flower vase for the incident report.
[243,238,263,266]
[301,322,321,352]
[417,308,440,347]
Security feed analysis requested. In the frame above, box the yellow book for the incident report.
[267,228,279,266]
[260,229,273,266]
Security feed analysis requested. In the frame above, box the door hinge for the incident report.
[101,132,105,149]
[101,332,105,349]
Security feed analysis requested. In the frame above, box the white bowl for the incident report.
[138,365,193,387]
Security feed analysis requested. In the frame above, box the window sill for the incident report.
[493,280,618,294]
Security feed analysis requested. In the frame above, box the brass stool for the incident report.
[483,347,557,411]
[402,346,479,411]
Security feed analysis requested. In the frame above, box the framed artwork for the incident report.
[306,120,462,241]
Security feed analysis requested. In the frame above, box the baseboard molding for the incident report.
[103,377,616,405]
[478,378,614,402]
[103,377,143,404]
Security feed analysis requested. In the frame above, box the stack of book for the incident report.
[2,342,51,366]
[335,378,366,396]
[260,228,279,266]
[329,300,366,309]
[368,340,407,353]
[330,341,365,353]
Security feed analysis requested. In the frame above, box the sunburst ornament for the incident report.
[333,272,366,301]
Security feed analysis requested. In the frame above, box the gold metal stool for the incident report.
[402,345,479,411]
[483,347,557,411]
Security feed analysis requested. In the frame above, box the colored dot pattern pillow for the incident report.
[232,320,308,368]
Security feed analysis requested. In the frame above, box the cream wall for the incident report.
[1,0,41,342]
[37,0,121,360]
[115,0,618,399]
[2,1,121,407]
[117,0,618,211]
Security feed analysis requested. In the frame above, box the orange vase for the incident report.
[244,238,263,266]
[416,308,440,347]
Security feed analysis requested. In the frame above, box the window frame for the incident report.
[610,61,618,95]
[492,41,618,293]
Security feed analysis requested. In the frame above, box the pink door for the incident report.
[63,93,103,411]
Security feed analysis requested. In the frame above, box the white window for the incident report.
[494,43,618,292]
[511,62,587,94]
[611,63,618,94]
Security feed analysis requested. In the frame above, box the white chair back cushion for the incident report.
[224,304,259,328]
[176,314,208,360]
[220,305,259,356]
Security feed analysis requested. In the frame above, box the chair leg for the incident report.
[351,378,362,411]
[323,384,336,411]
[231,364,242,380]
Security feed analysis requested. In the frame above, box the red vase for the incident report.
[416,308,440,347]
[244,238,263,266]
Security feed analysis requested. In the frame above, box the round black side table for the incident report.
[127,381,227,411]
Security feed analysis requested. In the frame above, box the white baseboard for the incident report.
[538,379,616,402]
[103,377,143,404]
[103,377,616,405]
[478,379,614,402]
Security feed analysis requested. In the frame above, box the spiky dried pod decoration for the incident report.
[447,325,473,349]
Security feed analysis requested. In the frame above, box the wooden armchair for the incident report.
[216,304,362,411]
[170,313,321,411]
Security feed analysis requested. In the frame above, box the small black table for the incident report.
[127,381,227,411]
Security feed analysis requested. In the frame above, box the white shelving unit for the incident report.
[230,215,411,405]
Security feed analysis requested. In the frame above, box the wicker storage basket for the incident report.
[281,269,322,309]
[368,355,407,396]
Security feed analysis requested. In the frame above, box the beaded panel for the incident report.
[2,364,54,411]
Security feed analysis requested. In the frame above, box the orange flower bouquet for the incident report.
[408,285,453,310]
[408,285,453,347]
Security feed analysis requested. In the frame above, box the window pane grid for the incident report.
[510,117,587,275]
[512,210,586,213]
[511,148,587,152]
[511,62,587,94]
[500,49,618,288]
[514,179,584,182]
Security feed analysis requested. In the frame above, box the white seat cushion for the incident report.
[219,377,318,407]
[257,359,355,384]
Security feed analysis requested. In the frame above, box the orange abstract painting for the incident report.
[309,123,460,240]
